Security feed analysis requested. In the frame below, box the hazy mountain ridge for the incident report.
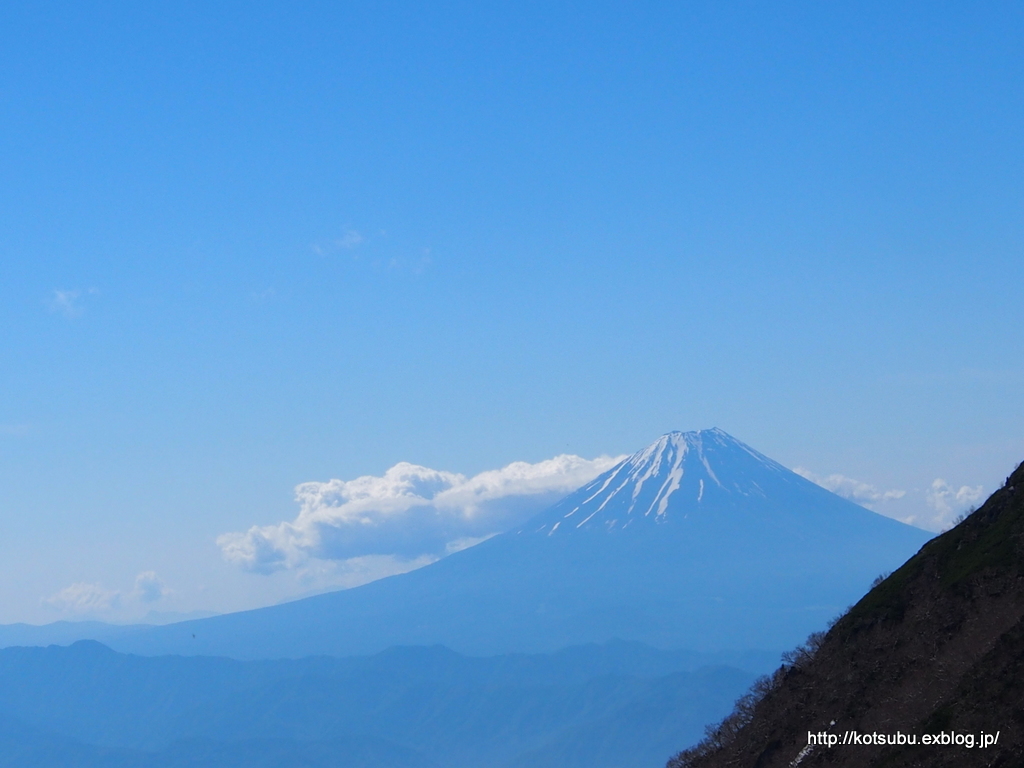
[0,640,766,768]
[0,622,149,651]
[0,711,431,768]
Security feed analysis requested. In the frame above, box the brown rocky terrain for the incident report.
[668,461,1024,768]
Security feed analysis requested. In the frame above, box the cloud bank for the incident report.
[44,582,121,614]
[133,571,170,603]
[793,468,906,508]
[927,479,984,518]
[44,571,170,617]
[218,453,625,575]
[795,466,985,531]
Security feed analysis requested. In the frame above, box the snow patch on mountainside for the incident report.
[528,429,812,535]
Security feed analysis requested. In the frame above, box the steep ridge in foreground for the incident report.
[668,460,1024,768]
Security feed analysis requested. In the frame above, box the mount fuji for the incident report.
[111,429,932,659]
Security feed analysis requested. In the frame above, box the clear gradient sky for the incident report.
[2,1,1023,624]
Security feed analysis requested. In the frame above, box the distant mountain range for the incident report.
[668,458,1024,768]
[99,429,932,659]
[0,611,220,651]
[0,429,949,768]
[0,639,771,768]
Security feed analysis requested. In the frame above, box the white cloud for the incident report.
[795,467,986,532]
[445,534,496,554]
[794,468,906,508]
[133,571,169,603]
[927,479,984,520]
[312,228,364,255]
[48,289,83,317]
[44,582,121,614]
[44,571,170,617]
[218,453,625,575]
[292,554,439,594]
[47,287,97,318]
[337,229,363,249]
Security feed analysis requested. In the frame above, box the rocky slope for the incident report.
[667,460,1024,768]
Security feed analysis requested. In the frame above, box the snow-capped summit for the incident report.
[111,429,933,659]
[525,428,835,535]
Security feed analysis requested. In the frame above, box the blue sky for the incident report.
[2,1,1023,623]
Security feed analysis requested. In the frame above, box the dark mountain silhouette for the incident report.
[667,460,1024,768]
[108,429,931,659]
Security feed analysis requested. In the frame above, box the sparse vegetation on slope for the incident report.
[666,461,1024,768]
